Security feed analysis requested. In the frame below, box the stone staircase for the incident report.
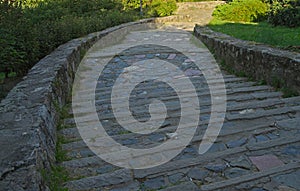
[58,73,300,191]
[54,2,300,191]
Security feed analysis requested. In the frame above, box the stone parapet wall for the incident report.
[0,19,154,191]
[194,26,300,94]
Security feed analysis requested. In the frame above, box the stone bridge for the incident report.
[0,2,300,191]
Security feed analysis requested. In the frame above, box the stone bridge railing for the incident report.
[0,19,159,191]
[194,26,300,95]
[2,5,299,190]
[0,13,209,190]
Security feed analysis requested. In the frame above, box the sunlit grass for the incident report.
[208,18,300,50]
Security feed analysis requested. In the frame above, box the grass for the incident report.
[42,165,69,191]
[208,18,300,51]
[41,102,73,190]
[41,134,70,191]
[208,18,300,97]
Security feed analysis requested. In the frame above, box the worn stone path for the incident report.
[57,3,300,191]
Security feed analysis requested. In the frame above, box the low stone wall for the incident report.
[194,26,300,95]
[0,19,155,191]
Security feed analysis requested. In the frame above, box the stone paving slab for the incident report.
[54,2,300,191]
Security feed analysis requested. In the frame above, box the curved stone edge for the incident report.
[0,18,157,191]
[194,25,300,95]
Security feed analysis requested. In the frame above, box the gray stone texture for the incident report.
[194,26,300,95]
[0,19,156,191]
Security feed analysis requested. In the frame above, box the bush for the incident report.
[122,0,177,16]
[268,0,300,27]
[0,2,39,76]
[147,0,177,16]
[0,0,138,78]
[212,0,269,22]
[122,0,151,10]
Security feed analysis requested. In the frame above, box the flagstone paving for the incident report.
[57,3,300,191]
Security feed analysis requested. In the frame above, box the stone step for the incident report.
[64,169,133,191]
[228,91,282,102]
[60,112,293,154]
[61,119,276,154]
[73,75,247,97]
[159,181,200,191]
[281,96,300,105]
[60,126,280,178]
[227,98,283,111]
[226,105,300,121]
[201,162,300,191]
[67,104,291,139]
[74,84,269,104]
[62,94,285,140]
[133,134,300,179]
[62,136,300,190]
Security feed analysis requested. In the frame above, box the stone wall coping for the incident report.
[194,26,300,94]
[0,18,158,191]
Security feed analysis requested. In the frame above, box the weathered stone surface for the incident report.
[207,142,227,153]
[144,176,166,190]
[3,3,300,191]
[273,170,300,190]
[282,145,300,157]
[187,167,209,181]
[249,155,284,171]
[277,185,297,191]
[201,163,300,191]
[194,26,300,95]
[64,169,132,190]
[251,188,267,191]
[226,138,248,148]
[204,164,227,173]
[168,173,184,184]
[59,127,80,140]
[160,182,200,191]
[0,18,160,190]
[229,156,252,170]
[255,135,270,142]
[276,118,300,130]
[224,167,249,179]
[109,181,140,191]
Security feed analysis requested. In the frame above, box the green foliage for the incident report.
[1,0,179,79]
[0,0,138,79]
[42,165,69,191]
[148,0,177,16]
[122,0,150,10]
[268,0,300,27]
[212,0,269,22]
[122,0,177,16]
[176,0,216,1]
[208,18,300,49]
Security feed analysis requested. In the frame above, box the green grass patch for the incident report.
[41,133,71,190]
[208,18,300,50]
[56,135,71,162]
[42,165,69,191]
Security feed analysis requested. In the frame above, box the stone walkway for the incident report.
[57,3,300,191]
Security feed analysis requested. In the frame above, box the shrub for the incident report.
[268,0,300,27]
[147,0,177,16]
[123,0,177,16]
[0,2,39,76]
[0,0,138,78]
[212,0,269,22]
[122,0,151,10]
